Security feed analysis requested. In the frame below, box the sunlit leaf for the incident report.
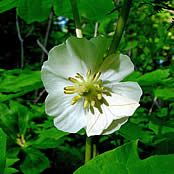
[74,140,174,174]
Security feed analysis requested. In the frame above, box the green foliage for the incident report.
[119,122,154,144]
[0,69,42,102]
[32,127,68,149]
[4,158,20,174]
[17,0,54,24]
[20,148,50,174]
[0,128,6,174]
[136,69,170,86]
[0,0,17,13]
[74,140,174,174]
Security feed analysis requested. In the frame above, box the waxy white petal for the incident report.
[54,100,87,133]
[86,106,113,136]
[105,93,140,118]
[41,67,72,93]
[46,93,88,133]
[100,54,134,82]
[86,104,129,136]
[42,42,88,79]
[104,82,142,102]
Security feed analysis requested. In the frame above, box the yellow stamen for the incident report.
[93,72,101,82]
[97,93,102,100]
[91,73,96,81]
[96,79,102,85]
[75,73,85,81]
[71,95,81,105]
[68,77,79,83]
[84,98,89,108]
[64,90,75,94]
[97,86,104,92]
[86,69,91,79]
[64,86,75,90]
[91,100,95,107]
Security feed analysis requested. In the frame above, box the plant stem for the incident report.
[108,0,132,55]
[16,14,24,69]
[41,10,53,63]
[93,144,97,158]
[85,136,92,164]
[70,0,83,38]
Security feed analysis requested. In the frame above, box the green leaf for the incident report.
[0,69,42,102]
[119,122,154,144]
[0,104,17,139]
[155,88,174,100]
[4,168,19,174]
[9,100,30,135]
[136,69,170,87]
[4,158,20,174]
[32,127,68,149]
[0,0,17,13]
[17,0,54,24]
[79,0,114,21]
[74,140,174,174]
[20,148,50,174]
[54,0,115,21]
[53,0,72,19]
[0,128,7,174]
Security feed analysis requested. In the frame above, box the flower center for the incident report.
[64,69,110,111]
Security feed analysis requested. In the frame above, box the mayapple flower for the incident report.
[41,37,142,136]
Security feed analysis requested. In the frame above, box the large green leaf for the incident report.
[17,0,54,24]
[0,0,17,13]
[20,148,49,174]
[74,140,174,174]
[0,128,7,174]
[54,0,115,21]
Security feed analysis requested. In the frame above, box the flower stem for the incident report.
[93,144,97,158]
[108,0,132,55]
[85,136,92,164]
[70,0,83,38]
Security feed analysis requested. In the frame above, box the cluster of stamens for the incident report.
[64,69,109,110]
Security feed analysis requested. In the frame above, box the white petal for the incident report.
[100,54,134,82]
[66,37,109,73]
[86,93,139,136]
[105,93,140,119]
[104,82,142,102]
[45,92,73,117]
[42,42,87,79]
[102,117,128,135]
[86,106,113,136]
[45,92,88,133]
[41,67,72,93]
[54,100,88,133]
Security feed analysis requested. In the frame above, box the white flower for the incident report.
[41,37,142,136]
